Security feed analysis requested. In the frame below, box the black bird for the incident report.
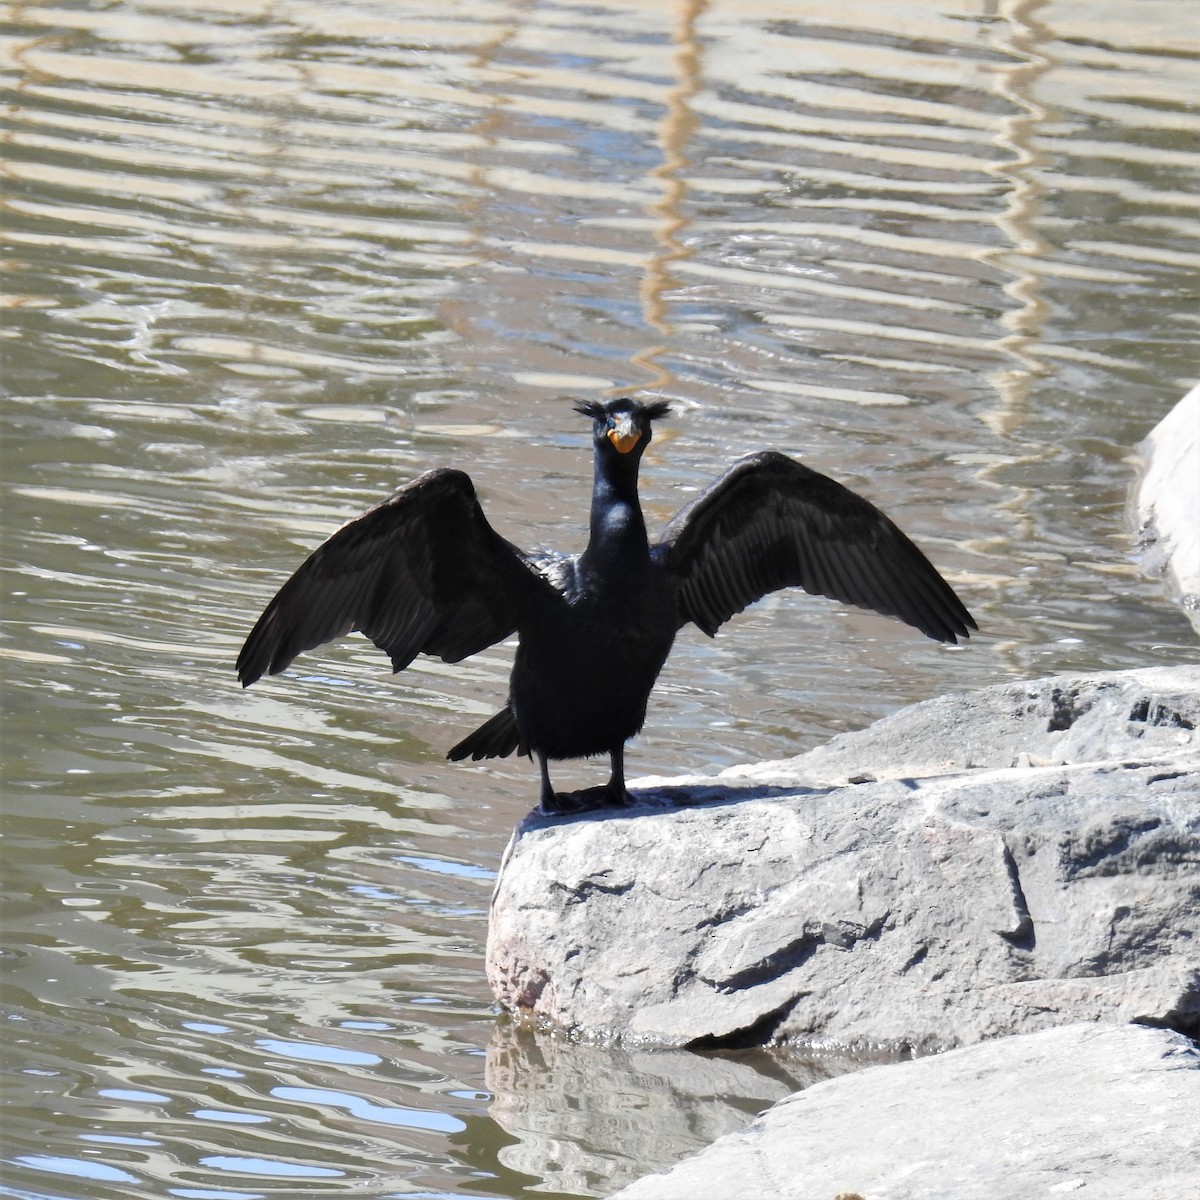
[237,399,975,812]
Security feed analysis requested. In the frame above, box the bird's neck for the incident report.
[585,450,648,564]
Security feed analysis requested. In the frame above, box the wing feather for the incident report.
[661,451,976,643]
[237,467,541,686]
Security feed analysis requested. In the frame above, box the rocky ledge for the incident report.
[608,1022,1200,1200]
[487,666,1200,1052]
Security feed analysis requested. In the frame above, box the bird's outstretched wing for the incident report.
[659,451,976,643]
[237,467,543,687]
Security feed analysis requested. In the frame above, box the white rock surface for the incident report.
[487,667,1200,1051]
[1135,382,1200,634]
[608,1023,1200,1200]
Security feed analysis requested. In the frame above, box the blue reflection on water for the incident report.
[169,1189,263,1200]
[98,1087,171,1103]
[193,1109,270,1124]
[348,884,402,900]
[201,1155,342,1178]
[80,1133,160,1146]
[255,1038,380,1066]
[13,1155,139,1183]
[394,854,496,881]
[271,1085,467,1133]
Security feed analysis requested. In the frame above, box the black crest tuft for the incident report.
[639,399,672,421]
[572,397,672,422]
[572,399,609,421]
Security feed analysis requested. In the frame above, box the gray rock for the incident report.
[487,667,1200,1051]
[1134,383,1200,634]
[608,1023,1200,1200]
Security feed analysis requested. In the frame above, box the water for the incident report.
[2,1,1198,1196]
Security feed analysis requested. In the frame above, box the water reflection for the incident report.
[3,0,1199,1197]
[484,1020,858,1197]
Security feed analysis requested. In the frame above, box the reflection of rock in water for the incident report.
[485,1016,862,1196]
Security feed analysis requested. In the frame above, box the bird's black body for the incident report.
[237,399,975,812]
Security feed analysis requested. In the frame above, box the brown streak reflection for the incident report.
[436,0,530,383]
[464,0,531,187]
[981,0,1057,439]
[628,0,709,394]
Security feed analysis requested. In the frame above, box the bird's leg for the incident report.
[606,744,632,807]
[536,750,562,815]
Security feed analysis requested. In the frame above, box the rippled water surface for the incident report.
[3,1,1199,1196]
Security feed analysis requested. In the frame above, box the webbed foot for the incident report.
[537,785,630,816]
[533,747,634,816]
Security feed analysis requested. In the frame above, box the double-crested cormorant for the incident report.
[237,399,975,812]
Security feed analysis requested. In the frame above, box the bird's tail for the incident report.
[447,705,526,761]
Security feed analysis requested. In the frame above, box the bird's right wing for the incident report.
[660,451,976,643]
[237,467,545,687]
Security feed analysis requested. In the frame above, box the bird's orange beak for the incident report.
[607,416,641,454]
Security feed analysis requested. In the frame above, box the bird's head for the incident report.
[574,397,672,458]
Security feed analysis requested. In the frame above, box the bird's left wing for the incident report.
[237,467,545,687]
[659,451,976,643]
